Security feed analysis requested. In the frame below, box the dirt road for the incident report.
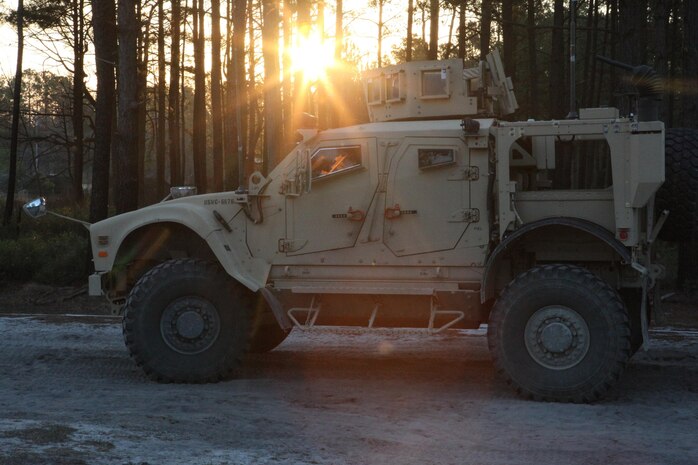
[1,314,697,465]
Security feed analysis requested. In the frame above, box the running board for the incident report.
[287,294,465,335]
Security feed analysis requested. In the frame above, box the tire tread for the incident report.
[488,264,631,403]
[122,258,252,383]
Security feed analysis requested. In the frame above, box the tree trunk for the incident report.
[192,0,208,192]
[502,0,515,81]
[335,0,343,61]
[262,0,283,172]
[317,1,328,127]
[549,0,566,119]
[3,0,23,226]
[651,0,668,122]
[136,0,149,205]
[114,0,139,214]
[428,0,439,60]
[89,0,117,222]
[480,0,492,60]
[377,0,384,66]
[588,0,601,107]
[581,0,595,108]
[407,0,414,62]
[226,0,248,189]
[282,0,293,150]
[615,0,648,116]
[665,0,678,127]
[180,0,188,179]
[211,0,224,192]
[295,0,311,120]
[318,2,325,42]
[457,2,466,59]
[421,2,426,42]
[156,0,166,197]
[683,0,698,126]
[247,0,258,176]
[168,0,182,187]
[71,0,85,204]
[445,4,456,58]
[618,0,648,66]
[600,0,618,110]
[527,0,537,117]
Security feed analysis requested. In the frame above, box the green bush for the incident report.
[0,236,41,282]
[0,231,90,286]
[0,199,91,286]
[35,232,90,285]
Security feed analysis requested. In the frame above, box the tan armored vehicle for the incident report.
[25,50,674,402]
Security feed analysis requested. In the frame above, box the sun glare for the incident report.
[289,33,336,83]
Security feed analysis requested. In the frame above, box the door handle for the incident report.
[347,207,365,221]
[385,204,417,219]
[332,207,365,221]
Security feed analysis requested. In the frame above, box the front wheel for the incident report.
[122,259,252,382]
[488,264,631,402]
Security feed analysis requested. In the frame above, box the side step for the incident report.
[287,294,465,335]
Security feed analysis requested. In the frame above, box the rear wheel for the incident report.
[123,259,252,382]
[619,288,645,355]
[656,128,698,242]
[488,264,631,402]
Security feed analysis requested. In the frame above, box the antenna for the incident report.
[567,0,578,119]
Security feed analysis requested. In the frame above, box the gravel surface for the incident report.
[1,314,698,465]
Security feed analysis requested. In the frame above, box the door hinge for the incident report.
[378,173,389,192]
[448,208,480,223]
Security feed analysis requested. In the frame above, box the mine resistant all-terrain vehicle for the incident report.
[25,49,677,402]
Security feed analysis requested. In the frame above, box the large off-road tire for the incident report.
[123,259,252,383]
[488,264,631,402]
[656,128,698,242]
[619,288,644,355]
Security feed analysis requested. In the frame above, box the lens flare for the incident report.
[289,33,336,82]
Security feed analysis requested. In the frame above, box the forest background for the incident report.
[0,0,696,286]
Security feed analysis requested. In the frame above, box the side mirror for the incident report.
[21,197,91,229]
[22,197,47,219]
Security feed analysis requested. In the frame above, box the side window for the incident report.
[421,68,450,99]
[418,148,455,169]
[366,78,382,105]
[311,146,362,180]
[385,72,403,102]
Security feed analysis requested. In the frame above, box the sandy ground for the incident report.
[0,307,698,465]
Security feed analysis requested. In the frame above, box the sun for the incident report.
[289,32,336,83]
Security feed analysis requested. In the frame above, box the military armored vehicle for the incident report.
[25,49,673,402]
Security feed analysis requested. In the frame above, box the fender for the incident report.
[89,196,270,292]
[481,217,631,303]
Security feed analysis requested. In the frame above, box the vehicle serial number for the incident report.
[204,199,237,205]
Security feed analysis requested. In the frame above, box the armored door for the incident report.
[285,139,378,256]
[383,137,477,256]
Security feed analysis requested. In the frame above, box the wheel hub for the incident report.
[175,311,206,339]
[160,297,221,355]
[540,322,573,353]
[524,306,590,370]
